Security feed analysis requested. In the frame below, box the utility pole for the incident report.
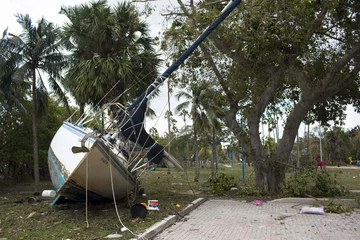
[319,125,323,162]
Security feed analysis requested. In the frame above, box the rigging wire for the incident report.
[108,147,147,240]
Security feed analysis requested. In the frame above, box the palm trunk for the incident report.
[296,131,300,170]
[167,81,171,174]
[194,128,199,182]
[307,123,310,167]
[215,144,219,176]
[79,102,85,118]
[210,127,216,179]
[32,68,40,194]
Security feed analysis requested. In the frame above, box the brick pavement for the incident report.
[154,199,360,240]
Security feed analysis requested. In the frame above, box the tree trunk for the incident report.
[248,95,315,194]
[307,123,310,167]
[194,129,199,182]
[215,143,219,176]
[32,68,40,194]
[167,81,171,175]
[79,102,85,119]
[210,127,216,179]
[296,132,300,170]
[253,159,286,195]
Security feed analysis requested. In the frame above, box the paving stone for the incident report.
[154,200,360,240]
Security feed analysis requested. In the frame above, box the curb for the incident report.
[137,198,207,239]
[269,197,358,207]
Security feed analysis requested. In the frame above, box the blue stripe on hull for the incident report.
[48,122,137,202]
[48,147,65,191]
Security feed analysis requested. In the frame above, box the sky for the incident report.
[2,0,360,138]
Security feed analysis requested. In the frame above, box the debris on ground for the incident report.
[27,211,37,219]
[104,233,122,238]
[300,206,325,215]
[252,199,264,206]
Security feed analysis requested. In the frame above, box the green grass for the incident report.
[326,168,360,190]
[0,164,251,240]
[0,164,358,239]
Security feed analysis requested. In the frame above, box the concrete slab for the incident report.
[153,199,360,240]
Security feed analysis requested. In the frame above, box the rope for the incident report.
[85,154,89,228]
[108,148,143,239]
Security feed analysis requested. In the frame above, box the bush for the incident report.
[210,173,237,195]
[238,187,263,197]
[324,203,353,214]
[283,169,346,198]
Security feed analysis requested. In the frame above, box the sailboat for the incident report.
[47,0,242,204]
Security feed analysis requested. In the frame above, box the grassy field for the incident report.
[326,167,360,190]
[0,164,358,239]
[0,165,243,240]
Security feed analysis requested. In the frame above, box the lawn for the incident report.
[0,163,358,239]
[326,167,360,190]
[0,164,249,240]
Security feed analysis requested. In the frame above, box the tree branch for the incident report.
[325,63,360,97]
[306,1,329,39]
[131,0,157,2]
[321,42,360,90]
[175,0,237,104]
[314,31,346,43]
[161,12,186,17]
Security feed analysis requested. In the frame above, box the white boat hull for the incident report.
[48,122,136,202]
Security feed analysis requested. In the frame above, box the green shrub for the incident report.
[313,171,346,197]
[210,173,237,195]
[282,170,313,197]
[283,169,346,198]
[238,187,263,197]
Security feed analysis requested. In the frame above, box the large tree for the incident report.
[163,0,360,193]
[60,0,161,117]
[6,15,68,193]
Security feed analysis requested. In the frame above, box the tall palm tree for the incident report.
[60,0,161,118]
[175,81,220,181]
[8,15,68,193]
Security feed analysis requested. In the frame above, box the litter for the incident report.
[27,197,37,204]
[130,204,148,218]
[27,211,37,219]
[252,199,263,206]
[148,200,159,210]
[42,190,56,198]
[300,206,325,215]
[104,233,122,238]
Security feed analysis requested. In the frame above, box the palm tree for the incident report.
[175,81,220,181]
[0,29,27,110]
[8,15,68,193]
[60,0,161,118]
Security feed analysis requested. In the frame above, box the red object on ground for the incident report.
[313,154,329,170]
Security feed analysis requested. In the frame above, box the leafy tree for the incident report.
[323,127,350,165]
[0,98,75,183]
[60,0,161,117]
[163,0,360,193]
